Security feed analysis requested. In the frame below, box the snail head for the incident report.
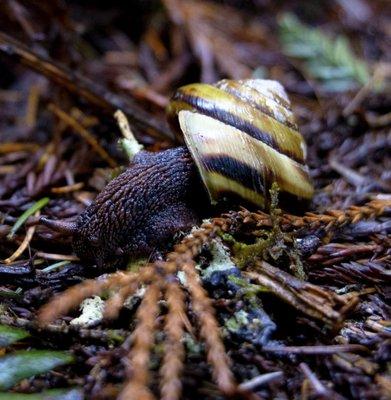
[40,215,119,267]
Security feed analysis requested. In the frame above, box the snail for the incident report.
[41,79,314,267]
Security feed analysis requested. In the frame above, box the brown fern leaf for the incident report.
[118,282,161,400]
[36,217,245,398]
[168,217,230,263]
[182,261,237,396]
[293,199,391,230]
[234,199,391,233]
[160,279,186,400]
[38,271,136,324]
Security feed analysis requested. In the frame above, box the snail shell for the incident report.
[167,79,314,208]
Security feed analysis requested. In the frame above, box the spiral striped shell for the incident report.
[167,79,314,208]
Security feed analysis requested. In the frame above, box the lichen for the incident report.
[183,333,203,355]
[225,310,249,333]
[70,296,104,327]
[127,257,148,273]
[201,239,237,279]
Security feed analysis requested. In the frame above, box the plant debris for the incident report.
[0,1,390,399]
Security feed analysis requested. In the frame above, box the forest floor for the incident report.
[0,1,390,399]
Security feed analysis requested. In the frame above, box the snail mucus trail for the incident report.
[41,79,314,268]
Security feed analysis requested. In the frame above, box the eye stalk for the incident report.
[40,217,78,235]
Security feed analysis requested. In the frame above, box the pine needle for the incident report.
[4,224,36,264]
[7,197,49,239]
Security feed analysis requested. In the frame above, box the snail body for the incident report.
[41,79,313,266]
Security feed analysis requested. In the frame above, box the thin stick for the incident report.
[299,363,328,396]
[35,252,79,261]
[114,110,144,161]
[239,371,283,391]
[262,344,368,355]
[51,182,84,194]
[4,224,36,264]
[25,84,40,128]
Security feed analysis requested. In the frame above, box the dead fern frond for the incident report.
[232,198,391,233]
[182,261,237,396]
[160,279,186,400]
[169,217,230,263]
[118,283,161,400]
[38,271,137,325]
[291,199,391,231]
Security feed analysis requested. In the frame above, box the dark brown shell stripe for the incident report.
[202,155,266,195]
[215,79,298,130]
[197,131,313,201]
[167,83,305,164]
[200,154,289,207]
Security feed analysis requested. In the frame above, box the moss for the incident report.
[221,184,307,280]
[225,310,249,333]
[290,239,307,280]
[127,257,148,273]
[228,276,269,303]
[222,187,283,268]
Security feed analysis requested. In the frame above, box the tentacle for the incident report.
[40,216,78,235]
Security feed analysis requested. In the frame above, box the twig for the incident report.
[0,314,126,343]
[239,371,283,391]
[51,182,84,194]
[262,344,369,355]
[35,252,79,261]
[299,362,346,400]
[25,84,40,129]
[4,224,36,263]
[114,110,144,161]
[245,261,350,327]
